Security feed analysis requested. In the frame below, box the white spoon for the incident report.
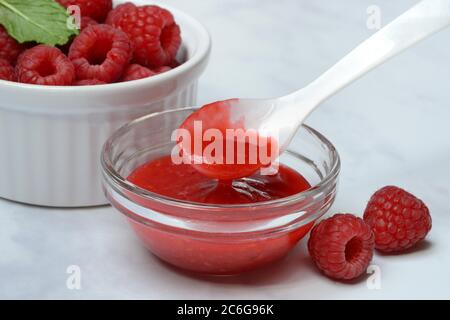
[179,0,450,180]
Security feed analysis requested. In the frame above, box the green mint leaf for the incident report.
[0,0,78,46]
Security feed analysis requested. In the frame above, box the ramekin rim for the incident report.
[101,107,341,211]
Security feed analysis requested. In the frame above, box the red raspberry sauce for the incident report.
[124,155,314,274]
[128,155,310,204]
[177,99,279,180]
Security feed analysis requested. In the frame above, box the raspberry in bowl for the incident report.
[0,1,211,206]
[101,107,340,275]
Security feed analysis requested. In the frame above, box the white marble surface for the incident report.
[1,0,450,299]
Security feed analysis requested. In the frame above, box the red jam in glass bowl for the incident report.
[101,108,340,275]
[127,156,311,205]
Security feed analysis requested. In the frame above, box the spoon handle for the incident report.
[287,0,450,109]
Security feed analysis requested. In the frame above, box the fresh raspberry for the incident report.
[308,214,375,280]
[121,64,155,82]
[112,5,181,67]
[153,65,172,74]
[60,17,98,54]
[16,45,75,86]
[57,0,112,22]
[167,59,180,69]
[80,16,99,30]
[0,59,15,81]
[363,186,432,253]
[69,24,132,83]
[105,2,136,26]
[0,26,24,64]
[75,79,106,85]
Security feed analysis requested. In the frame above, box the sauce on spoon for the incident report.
[177,99,279,180]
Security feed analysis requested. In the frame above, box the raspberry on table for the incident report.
[75,79,106,85]
[121,64,156,82]
[112,5,181,68]
[363,186,432,253]
[0,59,15,82]
[105,2,136,26]
[57,0,113,22]
[69,24,132,83]
[308,214,375,280]
[16,45,75,86]
[0,26,24,65]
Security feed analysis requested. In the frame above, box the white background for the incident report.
[1,0,449,299]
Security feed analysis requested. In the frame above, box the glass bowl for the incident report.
[101,107,340,275]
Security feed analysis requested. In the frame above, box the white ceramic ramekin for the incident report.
[0,2,211,207]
